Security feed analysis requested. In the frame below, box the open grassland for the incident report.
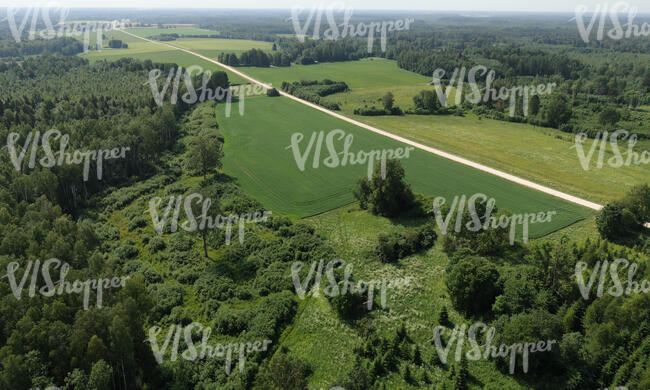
[238,57,432,89]
[79,30,248,83]
[124,28,274,58]
[124,27,215,36]
[217,95,593,237]
[172,38,274,57]
[323,90,649,203]
[280,204,536,389]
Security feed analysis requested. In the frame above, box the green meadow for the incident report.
[124,27,215,36]
[79,30,249,83]
[216,95,593,237]
[324,86,648,203]
[172,38,275,58]
[239,57,431,89]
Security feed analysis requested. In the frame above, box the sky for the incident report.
[2,0,649,13]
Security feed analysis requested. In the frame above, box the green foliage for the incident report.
[373,222,437,263]
[413,89,442,114]
[354,159,416,217]
[446,256,501,317]
[254,352,311,390]
[544,94,572,128]
[597,184,649,241]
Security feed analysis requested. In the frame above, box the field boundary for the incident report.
[120,29,604,212]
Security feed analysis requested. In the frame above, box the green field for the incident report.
[171,38,274,58]
[217,95,593,237]
[237,57,431,89]
[79,30,249,84]
[323,86,649,203]
[162,38,430,89]
[124,27,215,36]
[79,33,630,211]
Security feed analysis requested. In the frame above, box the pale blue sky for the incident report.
[2,0,649,13]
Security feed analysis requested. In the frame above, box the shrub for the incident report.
[374,224,436,263]
[148,236,166,252]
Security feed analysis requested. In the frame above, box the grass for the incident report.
[125,27,215,37]
[171,38,275,59]
[289,204,536,389]
[323,88,648,203]
[237,57,431,90]
[79,30,249,84]
[216,95,593,238]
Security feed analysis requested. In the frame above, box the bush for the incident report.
[148,236,166,252]
[374,223,436,263]
[447,256,501,317]
[267,87,280,97]
[115,244,139,259]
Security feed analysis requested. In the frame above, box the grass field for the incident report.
[124,27,214,36]
[322,87,649,203]
[160,38,431,90]
[235,57,432,90]
[79,30,249,83]
[171,37,275,59]
[216,95,593,237]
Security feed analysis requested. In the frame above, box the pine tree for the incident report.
[371,357,385,377]
[397,322,407,341]
[402,364,413,383]
[413,345,423,366]
[453,357,469,390]
[439,305,451,327]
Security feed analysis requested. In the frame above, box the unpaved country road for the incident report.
[121,29,605,212]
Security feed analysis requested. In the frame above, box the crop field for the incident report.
[216,95,593,237]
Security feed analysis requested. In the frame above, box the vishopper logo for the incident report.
[429,193,557,244]
[0,258,129,310]
[3,2,129,51]
[148,194,271,244]
[148,322,272,373]
[575,258,650,299]
[573,2,650,43]
[429,322,556,374]
[145,65,268,117]
[4,129,130,182]
[286,129,414,179]
[291,258,414,310]
[573,130,649,171]
[289,2,413,52]
[431,65,556,118]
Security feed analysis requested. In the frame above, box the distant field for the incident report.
[217,95,593,237]
[236,57,431,89]
[79,30,248,83]
[171,37,274,58]
[124,27,215,36]
[158,39,430,89]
